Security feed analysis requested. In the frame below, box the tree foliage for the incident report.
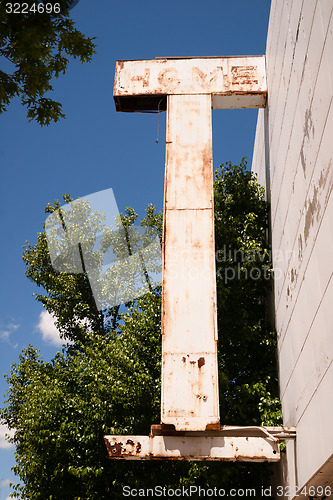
[1,160,282,498]
[215,159,281,426]
[0,0,96,125]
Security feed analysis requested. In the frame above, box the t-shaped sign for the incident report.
[113,56,267,433]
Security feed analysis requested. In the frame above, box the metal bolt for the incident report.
[202,395,208,402]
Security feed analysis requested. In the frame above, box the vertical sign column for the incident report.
[161,94,220,431]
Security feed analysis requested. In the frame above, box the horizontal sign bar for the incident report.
[104,434,280,462]
[114,56,267,111]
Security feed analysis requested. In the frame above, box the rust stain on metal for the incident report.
[131,69,150,87]
[157,67,180,91]
[231,66,258,87]
[112,443,123,457]
[205,422,221,431]
[198,357,205,368]
[104,436,114,457]
[105,440,123,458]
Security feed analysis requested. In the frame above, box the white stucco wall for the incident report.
[252,0,333,496]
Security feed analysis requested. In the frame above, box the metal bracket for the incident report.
[150,424,296,440]
[104,425,295,462]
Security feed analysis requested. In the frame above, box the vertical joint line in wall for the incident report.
[264,106,276,331]
[293,437,299,492]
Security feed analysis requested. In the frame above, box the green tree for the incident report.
[214,159,281,427]
[0,0,96,125]
[22,196,162,344]
[1,160,282,499]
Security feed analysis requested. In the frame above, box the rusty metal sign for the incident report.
[103,55,290,461]
[114,56,267,111]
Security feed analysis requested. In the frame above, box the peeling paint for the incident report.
[304,109,315,141]
[300,147,306,174]
[300,109,315,175]
[298,234,303,260]
[304,186,319,243]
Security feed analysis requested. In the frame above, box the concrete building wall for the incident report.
[252,0,333,495]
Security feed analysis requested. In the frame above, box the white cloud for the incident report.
[37,311,63,346]
[0,424,15,449]
[1,478,11,488]
[0,330,10,341]
[0,322,19,348]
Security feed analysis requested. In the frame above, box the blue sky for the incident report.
[0,0,271,495]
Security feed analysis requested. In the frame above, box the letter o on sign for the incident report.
[158,68,180,91]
